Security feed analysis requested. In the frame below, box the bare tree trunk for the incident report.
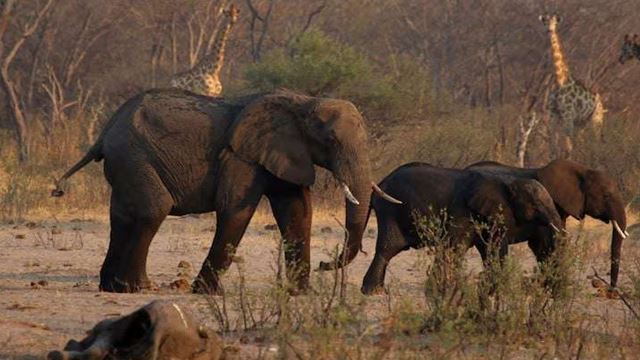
[170,11,177,73]
[516,112,539,167]
[0,69,29,161]
[150,44,163,87]
[495,41,505,106]
[484,66,492,108]
[27,18,50,106]
[247,0,275,62]
[0,0,54,162]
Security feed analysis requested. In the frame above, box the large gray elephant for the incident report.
[362,163,563,295]
[53,88,399,294]
[466,159,628,287]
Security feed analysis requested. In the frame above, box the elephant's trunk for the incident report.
[609,199,627,288]
[319,151,372,271]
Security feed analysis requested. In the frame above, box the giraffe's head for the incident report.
[619,34,640,64]
[225,4,240,24]
[539,14,562,32]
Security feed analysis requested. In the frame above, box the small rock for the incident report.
[30,280,48,289]
[320,226,332,234]
[264,224,277,231]
[25,221,37,229]
[73,281,91,288]
[177,260,192,270]
[14,234,26,239]
[596,287,621,300]
[63,263,73,267]
[51,227,62,235]
[169,278,191,292]
[591,278,607,289]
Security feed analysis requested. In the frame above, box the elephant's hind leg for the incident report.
[268,185,312,294]
[100,191,172,293]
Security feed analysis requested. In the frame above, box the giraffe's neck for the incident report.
[196,17,235,78]
[548,26,571,86]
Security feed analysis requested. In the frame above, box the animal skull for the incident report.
[47,300,223,360]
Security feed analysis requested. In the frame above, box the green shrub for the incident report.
[244,30,436,123]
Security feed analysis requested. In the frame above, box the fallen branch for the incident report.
[592,267,640,321]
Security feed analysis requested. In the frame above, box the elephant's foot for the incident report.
[361,283,385,295]
[99,275,156,293]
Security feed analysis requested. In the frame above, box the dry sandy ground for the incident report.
[0,207,637,359]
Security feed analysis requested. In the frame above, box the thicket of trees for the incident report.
[1,0,639,216]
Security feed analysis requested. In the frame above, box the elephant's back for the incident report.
[375,163,460,212]
[102,89,238,213]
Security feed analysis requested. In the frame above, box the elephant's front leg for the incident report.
[361,220,406,295]
[268,185,312,294]
[193,154,266,295]
[474,233,509,266]
[193,205,261,295]
[100,186,172,293]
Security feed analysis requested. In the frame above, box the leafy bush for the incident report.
[244,30,436,122]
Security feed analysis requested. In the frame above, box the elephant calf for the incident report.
[362,162,564,295]
[466,159,628,288]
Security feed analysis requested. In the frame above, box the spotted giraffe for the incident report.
[619,34,640,64]
[539,14,604,144]
[170,4,239,97]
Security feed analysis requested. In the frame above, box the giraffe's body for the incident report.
[170,4,239,97]
[619,34,640,64]
[540,14,604,137]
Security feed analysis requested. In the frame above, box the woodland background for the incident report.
[1,0,639,219]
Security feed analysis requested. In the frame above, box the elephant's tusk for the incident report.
[550,223,560,233]
[612,221,628,239]
[371,182,403,204]
[341,183,360,205]
[172,303,188,328]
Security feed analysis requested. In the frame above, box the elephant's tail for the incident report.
[51,142,103,197]
[51,90,148,197]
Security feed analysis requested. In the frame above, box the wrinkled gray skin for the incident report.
[46,300,223,360]
[362,163,563,295]
[466,159,628,288]
[54,88,379,294]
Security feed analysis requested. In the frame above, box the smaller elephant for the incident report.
[361,163,564,295]
[47,300,223,360]
[466,159,628,288]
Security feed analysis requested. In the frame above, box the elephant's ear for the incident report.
[228,96,316,186]
[538,162,585,218]
[465,174,513,225]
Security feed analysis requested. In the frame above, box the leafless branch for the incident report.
[592,267,640,321]
[247,0,275,62]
